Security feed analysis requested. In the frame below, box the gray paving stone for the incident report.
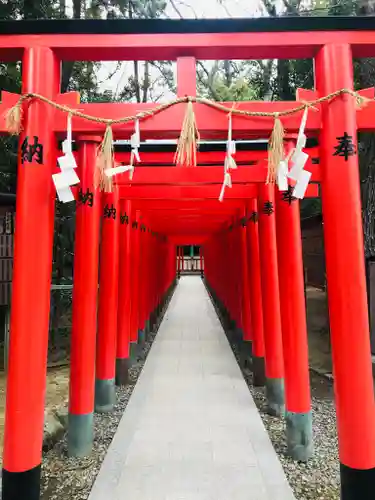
[88,277,296,500]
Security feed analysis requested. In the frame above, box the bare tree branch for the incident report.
[169,0,183,18]
[216,0,232,17]
[132,61,141,102]
[261,0,276,16]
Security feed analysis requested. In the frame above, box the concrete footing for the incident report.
[239,340,252,369]
[67,412,93,457]
[115,358,130,386]
[252,355,266,387]
[285,411,313,462]
[138,328,146,346]
[266,378,285,417]
[130,341,139,365]
[95,378,116,413]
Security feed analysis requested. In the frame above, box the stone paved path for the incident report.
[89,276,296,500]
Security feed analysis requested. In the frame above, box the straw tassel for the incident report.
[5,100,24,135]
[174,99,200,167]
[96,125,114,192]
[267,114,285,184]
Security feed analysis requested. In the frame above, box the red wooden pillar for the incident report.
[246,199,266,387]
[275,188,312,461]
[258,184,285,416]
[315,44,375,498]
[148,230,156,330]
[232,221,243,331]
[2,46,60,500]
[116,200,132,385]
[138,220,148,344]
[240,211,252,342]
[130,210,141,361]
[68,137,101,457]
[177,57,197,97]
[239,211,252,366]
[226,223,235,327]
[95,189,120,412]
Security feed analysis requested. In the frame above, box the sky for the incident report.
[164,0,264,18]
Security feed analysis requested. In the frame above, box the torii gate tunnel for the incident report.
[0,15,375,500]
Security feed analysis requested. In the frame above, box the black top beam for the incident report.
[62,138,318,153]
[0,17,374,35]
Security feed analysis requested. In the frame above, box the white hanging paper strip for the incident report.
[105,164,133,177]
[288,151,309,181]
[62,140,71,155]
[228,140,236,155]
[297,107,308,145]
[131,119,141,149]
[135,118,140,144]
[52,169,80,189]
[219,185,225,202]
[293,170,312,199]
[130,133,139,150]
[129,119,141,180]
[228,113,232,143]
[226,114,236,156]
[224,172,232,188]
[277,161,288,191]
[300,107,308,131]
[219,172,232,202]
[132,148,141,163]
[62,113,73,154]
[56,185,75,203]
[296,133,307,151]
[58,153,77,170]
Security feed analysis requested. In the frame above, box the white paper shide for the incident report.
[53,114,80,203]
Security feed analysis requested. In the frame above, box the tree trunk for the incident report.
[23,0,44,19]
[276,59,294,101]
[61,0,82,92]
[223,60,232,88]
[142,61,150,103]
[60,0,66,17]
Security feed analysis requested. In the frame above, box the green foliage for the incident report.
[209,77,260,102]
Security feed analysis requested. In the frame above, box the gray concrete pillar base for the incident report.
[239,340,252,369]
[252,355,266,387]
[266,378,285,417]
[115,358,129,386]
[68,412,93,457]
[286,411,313,462]
[95,378,116,413]
[145,320,151,338]
[232,327,243,345]
[138,328,146,346]
[149,312,156,332]
[130,341,139,365]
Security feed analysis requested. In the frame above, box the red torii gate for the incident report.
[0,16,374,500]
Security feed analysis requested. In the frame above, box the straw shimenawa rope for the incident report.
[3,88,371,190]
[267,114,284,184]
[95,125,115,192]
[175,99,200,167]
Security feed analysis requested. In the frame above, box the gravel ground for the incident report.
[230,340,340,500]
[41,324,161,500]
